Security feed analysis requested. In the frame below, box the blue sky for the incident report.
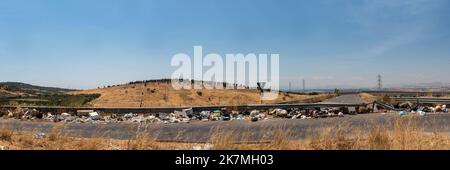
[1,0,450,89]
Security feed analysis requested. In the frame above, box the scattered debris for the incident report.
[35,132,46,139]
[271,109,288,118]
[5,100,449,125]
[124,113,135,119]
[210,110,222,121]
[89,112,101,120]
[77,110,94,116]
[182,108,194,118]
[61,113,71,119]
[7,111,13,118]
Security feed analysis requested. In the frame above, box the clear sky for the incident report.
[1,0,450,89]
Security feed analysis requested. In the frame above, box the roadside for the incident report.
[2,113,450,150]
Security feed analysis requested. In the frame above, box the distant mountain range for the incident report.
[286,82,450,92]
[387,82,450,89]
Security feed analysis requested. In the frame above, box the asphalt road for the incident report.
[320,94,368,104]
[2,113,450,143]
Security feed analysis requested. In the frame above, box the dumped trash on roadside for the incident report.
[251,116,259,122]
[249,110,267,122]
[22,110,33,119]
[174,111,186,118]
[124,113,135,120]
[61,113,71,118]
[271,109,288,118]
[209,110,222,121]
[250,110,259,116]
[199,111,210,120]
[182,108,194,118]
[44,113,54,120]
[7,111,13,118]
[5,101,424,125]
[0,107,339,124]
[89,112,101,120]
[232,114,245,121]
[399,111,407,116]
[130,115,145,123]
[77,110,94,116]
[181,118,190,123]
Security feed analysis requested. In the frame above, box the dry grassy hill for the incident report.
[0,82,70,97]
[69,81,331,107]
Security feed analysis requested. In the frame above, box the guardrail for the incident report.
[393,97,450,104]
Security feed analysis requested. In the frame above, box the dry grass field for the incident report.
[359,93,377,103]
[68,82,332,107]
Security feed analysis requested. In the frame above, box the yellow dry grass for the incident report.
[2,117,450,150]
[0,125,197,150]
[207,117,450,150]
[68,82,331,107]
[359,93,377,103]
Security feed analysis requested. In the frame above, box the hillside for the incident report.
[0,82,97,107]
[69,80,332,107]
[0,82,72,97]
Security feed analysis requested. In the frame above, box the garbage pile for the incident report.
[0,107,350,124]
[396,102,449,113]
[0,108,196,124]
[409,104,448,116]
[394,103,448,117]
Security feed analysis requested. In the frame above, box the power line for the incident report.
[377,74,382,90]
[302,79,306,92]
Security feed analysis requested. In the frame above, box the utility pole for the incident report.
[302,79,306,92]
[289,82,292,92]
[257,82,264,104]
[377,74,382,90]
